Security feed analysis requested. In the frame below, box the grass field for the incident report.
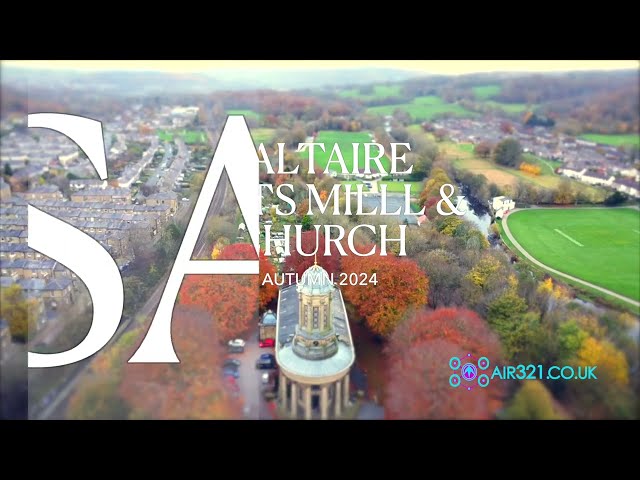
[442,141,604,199]
[338,84,403,100]
[380,180,423,195]
[482,100,532,114]
[299,131,391,173]
[473,84,501,99]
[367,96,474,121]
[578,133,639,148]
[341,180,369,192]
[227,109,261,120]
[506,208,640,301]
[157,129,207,144]
[251,128,276,146]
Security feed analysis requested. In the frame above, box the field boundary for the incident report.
[554,229,584,247]
[502,209,640,308]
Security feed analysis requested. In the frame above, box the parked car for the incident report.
[228,338,245,353]
[224,358,241,368]
[256,353,276,370]
[259,338,275,348]
[223,366,239,378]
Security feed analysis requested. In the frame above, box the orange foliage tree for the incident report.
[519,162,542,176]
[341,253,429,337]
[217,243,278,310]
[179,245,260,339]
[385,308,505,419]
[119,305,241,419]
[283,230,342,279]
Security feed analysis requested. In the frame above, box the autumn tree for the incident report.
[119,305,241,419]
[0,285,35,343]
[416,249,464,308]
[519,162,542,176]
[385,307,504,419]
[494,138,522,167]
[283,230,341,278]
[67,378,129,420]
[500,380,568,420]
[565,336,634,419]
[554,178,575,204]
[217,243,278,310]
[474,141,493,158]
[341,254,428,337]
[179,271,258,340]
[433,129,448,142]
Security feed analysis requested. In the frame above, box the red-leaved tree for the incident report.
[283,230,341,279]
[119,305,241,419]
[341,252,429,337]
[179,275,258,340]
[217,243,278,310]
[385,308,505,419]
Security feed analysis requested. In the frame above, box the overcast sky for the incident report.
[3,60,638,74]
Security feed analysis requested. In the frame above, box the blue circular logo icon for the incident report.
[461,363,477,381]
[478,357,490,370]
[449,374,461,388]
[478,374,490,388]
[449,356,461,370]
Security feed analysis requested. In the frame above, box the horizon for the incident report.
[2,60,638,75]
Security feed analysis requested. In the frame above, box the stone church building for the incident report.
[275,262,355,419]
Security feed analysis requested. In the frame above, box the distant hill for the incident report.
[1,66,420,94]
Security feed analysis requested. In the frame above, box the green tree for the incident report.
[604,190,628,206]
[0,285,35,343]
[494,138,522,167]
[123,276,148,312]
[3,163,13,176]
[301,214,313,231]
[500,380,567,420]
[147,263,161,286]
[557,320,589,361]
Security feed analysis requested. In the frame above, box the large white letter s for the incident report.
[27,114,124,368]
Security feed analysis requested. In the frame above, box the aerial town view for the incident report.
[0,60,638,420]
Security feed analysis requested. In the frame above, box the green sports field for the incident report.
[506,208,640,301]
[367,96,474,121]
[578,133,639,148]
[226,109,260,120]
[299,131,391,173]
[157,129,207,144]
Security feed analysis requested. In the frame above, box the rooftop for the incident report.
[275,284,355,379]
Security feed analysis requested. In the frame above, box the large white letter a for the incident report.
[129,116,260,363]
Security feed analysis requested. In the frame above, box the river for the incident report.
[457,184,492,235]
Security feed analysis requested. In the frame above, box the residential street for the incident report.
[229,334,276,420]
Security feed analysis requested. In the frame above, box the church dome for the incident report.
[261,310,277,325]
[296,263,334,296]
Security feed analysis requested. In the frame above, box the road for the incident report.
[228,335,276,419]
[502,209,640,308]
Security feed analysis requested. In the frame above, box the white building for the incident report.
[491,196,516,219]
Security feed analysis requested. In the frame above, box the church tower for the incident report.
[293,262,338,360]
[275,259,356,420]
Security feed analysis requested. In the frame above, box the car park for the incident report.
[227,338,245,353]
[255,353,276,370]
[224,358,241,368]
[259,338,275,348]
